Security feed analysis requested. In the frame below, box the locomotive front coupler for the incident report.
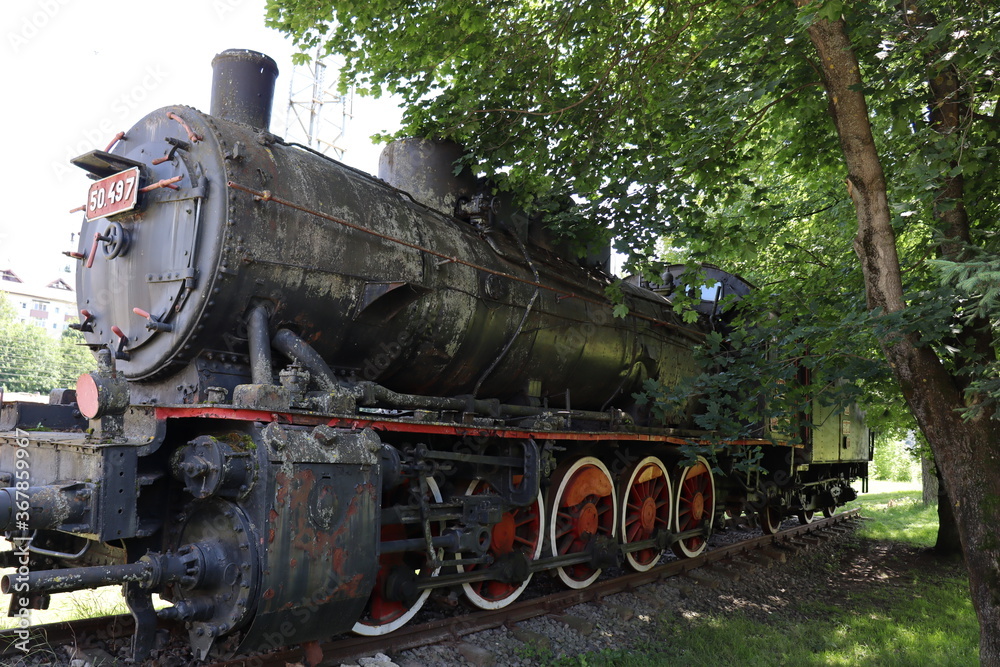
[0,541,237,661]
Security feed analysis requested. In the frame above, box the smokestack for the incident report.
[210,49,278,130]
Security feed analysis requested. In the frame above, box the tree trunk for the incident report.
[796,4,1000,664]
[905,1,994,558]
[925,459,963,557]
[934,467,963,558]
[920,457,937,506]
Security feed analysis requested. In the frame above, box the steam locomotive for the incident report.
[0,50,870,662]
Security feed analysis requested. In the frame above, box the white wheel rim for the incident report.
[620,456,671,572]
[459,479,545,610]
[352,477,442,635]
[761,506,782,534]
[549,456,617,589]
[673,456,715,558]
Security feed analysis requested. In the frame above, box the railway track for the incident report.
[0,509,859,666]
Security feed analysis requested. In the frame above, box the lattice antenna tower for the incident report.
[285,50,353,160]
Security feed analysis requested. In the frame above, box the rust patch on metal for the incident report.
[275,470,291,506]
[302,640,323,667]
[327,573,365,600]
[331,548,348,576]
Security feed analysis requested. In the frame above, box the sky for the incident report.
[1,0,402,285]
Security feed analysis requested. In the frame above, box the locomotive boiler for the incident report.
[72,51,699,413]
[0,50,870,663]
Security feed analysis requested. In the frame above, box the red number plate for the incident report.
[85,167,140,222]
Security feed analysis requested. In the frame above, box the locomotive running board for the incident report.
[153,405,774,447]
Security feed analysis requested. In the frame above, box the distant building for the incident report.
[1,269,79,338]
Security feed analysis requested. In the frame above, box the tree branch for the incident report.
[727,82,825,148]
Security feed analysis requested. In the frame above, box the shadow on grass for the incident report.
[846,491,939,547]
[558,574,977,666]
[559,488,977,667]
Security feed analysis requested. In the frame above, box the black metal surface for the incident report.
[0,402,86,431]
[172,435,255,499]
[70,149,147,179]
[171,500,260,659]
[98,445,138,541]
[235,423,381,657]
[125,580,158,661]
[271,328,341,392]
[210,49,278,130]
[377,138,477,215]
[1,561,149,594]
[0,484,93,532]
[246,305,273,385]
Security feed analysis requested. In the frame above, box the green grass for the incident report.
[560,582,978,666]
[0,586,130,630]
[558,485,979,667]
[845,481,940,547]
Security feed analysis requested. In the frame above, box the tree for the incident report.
[0,294,93,394]
[872,436,914,482]
[266,0,1000,659]
[0,294,60,393]
[57,328,96,389]
[796,6,999,655]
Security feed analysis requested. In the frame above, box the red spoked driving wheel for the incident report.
[458,478,544,609]
[672,456,715,558]
[620,456,672,572]
[548,457,617,589]
[353,477,442,635]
